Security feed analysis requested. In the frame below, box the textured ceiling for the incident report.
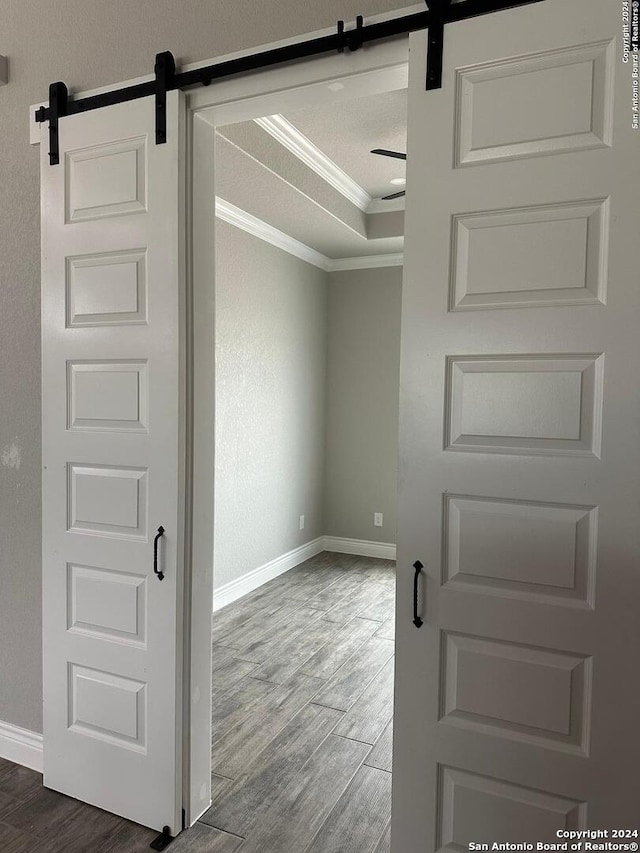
[282,89,408,200]
[215,135,404,259]
[217,87,407,259]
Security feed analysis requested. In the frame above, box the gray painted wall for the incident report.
[214,221,327,590]
[325,267,402,543]
[0,0,408,732]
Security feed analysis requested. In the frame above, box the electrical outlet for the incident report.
[374,512,383,527]
[299,514,305,530]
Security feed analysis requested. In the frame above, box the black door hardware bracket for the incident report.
[425,0,453,90]
[155,51,175,145]
[45,81,68,166]
[150,826,173,850]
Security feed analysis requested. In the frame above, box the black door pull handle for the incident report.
[413,560,424,628]
[154,526,165,581]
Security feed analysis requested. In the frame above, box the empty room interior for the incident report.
[203,87,406,851]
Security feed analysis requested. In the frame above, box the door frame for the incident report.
[186,32,409,827]
[31,9,412,831]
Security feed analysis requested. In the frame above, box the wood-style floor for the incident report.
[203,552,395,853]
[0,552,395,852]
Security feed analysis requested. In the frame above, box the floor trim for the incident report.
[0,720,43,773]
[213,537,325,611]
[323,536,396,561]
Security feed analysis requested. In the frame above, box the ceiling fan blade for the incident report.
[370,148,407,160]
[381,190,406,200]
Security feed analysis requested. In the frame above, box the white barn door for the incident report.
[393,0,640,848]
[41,92,185,833]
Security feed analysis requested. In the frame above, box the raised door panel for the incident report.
[66,250,147,327]
[445,355,604,457]
[450,200,609,310]
[455,41,614,166]
[443,496,597,607]
[67,564,146,645]
[66,137,147,222]
[437,767,586,851]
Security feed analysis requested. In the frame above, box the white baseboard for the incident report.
[0,720,43,773]
[213,536,324,611]
[323,536,396,561]
[213,535,396,612]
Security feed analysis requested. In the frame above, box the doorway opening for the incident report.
[190,58,408,851]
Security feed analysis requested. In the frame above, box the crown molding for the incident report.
[216,198,330,270]
[216,197,403,273]
[367,195,406,214]
[254,114,406,216]
[255,114,373,212]
[328,253,403,272]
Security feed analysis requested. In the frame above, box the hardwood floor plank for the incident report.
[170,823,243,852]
[234,735,369,853]
[322,553,361,571]
[303,572,368,611]
[375,616,395,641]
[212,657,259,693]
[364,719,394,774]
[1,787,85,839]
[212,677,277,742]
[29,800,132,853]
[0,791,20,820]
[103,821,158,853]
[250,617,341,684]
[283,568,350,601]
[373,821,392,853]
[311,637,395,712]
[211,644,237,668]
[0,821,43,853]
[212,673,325,778]
[214,600,303,650]
[357,587,395,623]
[261,558,336,598]
[202,703,343,838]
[0,762,42,801]
[210,604,262,645]
[211,773,233,799]
[351,558,395,581]
[333,657,395,745]
[300,618,381,680]
[236,605,326,663]
[323,582,392,624]
[305,765,392,853]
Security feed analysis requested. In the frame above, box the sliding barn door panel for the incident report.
[41,92,185,833]
[393,1,639,849]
